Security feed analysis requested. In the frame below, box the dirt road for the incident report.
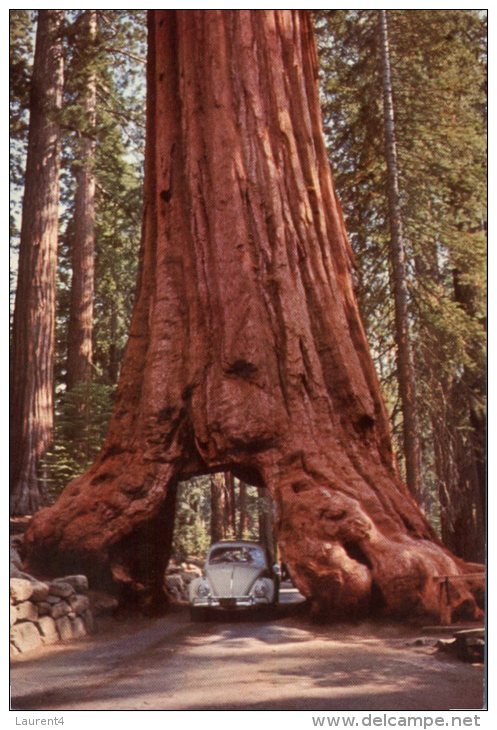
[11,598,484,711]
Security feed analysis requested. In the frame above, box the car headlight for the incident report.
[196,581,210,597]
[253,580,268,598]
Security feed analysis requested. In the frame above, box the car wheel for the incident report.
[190,606,209,621]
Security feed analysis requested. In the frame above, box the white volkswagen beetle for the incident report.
[189,540,280,619]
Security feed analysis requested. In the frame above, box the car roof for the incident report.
[208,540,264,550]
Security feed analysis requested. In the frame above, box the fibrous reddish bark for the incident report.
[25,10,482,620]
[210,473,226,543]
[66,9,97,390]
[10,10,64,515]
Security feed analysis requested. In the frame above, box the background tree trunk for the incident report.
[258,488,275,559]
[25,10,482,620]
[237,481,248,540]
[378,10,422,502]
[10,10,64,515]
[66,9,97,390]
[210,473,226,543]
[224,471,236,537]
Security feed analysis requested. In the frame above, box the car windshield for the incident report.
[208,546,266,568]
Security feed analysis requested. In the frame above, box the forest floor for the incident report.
[10,584,485,712]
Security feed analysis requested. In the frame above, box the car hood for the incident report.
[206,564,263,597]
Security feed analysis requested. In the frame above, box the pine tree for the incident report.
[40,10,146,499]
[315,9,486,558]
[379,9,421,500]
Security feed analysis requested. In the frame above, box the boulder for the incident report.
[69,594,90,614]
[180,568,202,583]
[37,616,59,644]
[15,601,38,622]
[10,544,23,570]
[10,605,18,626]
[30,580,50,602]
[50,600,71,620]
[10,566,25,579]
[10,578,34,603]
[10,622,42,653]
[37,601,51,616]
[70,617,87,639]
[11,570,37,581]
[47,595,62,604]
[55,616,73,641]
[164,573,187,603]
[54,575,89,593]
[165,573,184,590]
[49,581,75,599]
[83,609,94,633]
[88,590,118,616]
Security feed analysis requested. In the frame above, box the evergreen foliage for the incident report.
[172,477,268,561]
[315,10,486,554]
[58,9,146,387]
[10,10,147,502]
[10,10,35,306]
[41,382,114,500]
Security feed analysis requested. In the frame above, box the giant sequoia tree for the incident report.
[25,10,482,620]
[11,10,64,515]
[66,9,97,391]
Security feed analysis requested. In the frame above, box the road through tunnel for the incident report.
[163,471,279,608]
[104,467,280,614]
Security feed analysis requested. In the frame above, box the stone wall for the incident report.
[164,561,202,604]
[10,574,93,657]
[10,538,93,658]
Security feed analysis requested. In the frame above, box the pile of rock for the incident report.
[164,561,202,604]
[10,574,93,658]
[436,628,485,663]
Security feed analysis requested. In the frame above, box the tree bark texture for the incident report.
[210,473,226,543]
[378,10,422,503]
[237,481,248,540]
[10,10,64,515]
[25,10,482,620]
[224,471,236,536]
[66,9,97,390]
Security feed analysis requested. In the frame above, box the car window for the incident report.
[208,546,266,567]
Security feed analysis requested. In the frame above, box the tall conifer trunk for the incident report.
[25,10,482,620]
[66,9,97,390]
[238,481,248,540]
[210,474,226,543]
[378,10,422,502]
[224,471,236,536]
[10,10,64,515]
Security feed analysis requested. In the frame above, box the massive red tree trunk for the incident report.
[25,10,482,620]
[10,10,64,515]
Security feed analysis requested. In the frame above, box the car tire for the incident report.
[190,606,209,621]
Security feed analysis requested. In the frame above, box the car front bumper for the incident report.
[191,596,269,609]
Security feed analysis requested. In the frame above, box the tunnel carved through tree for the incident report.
[24,10,483,621]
